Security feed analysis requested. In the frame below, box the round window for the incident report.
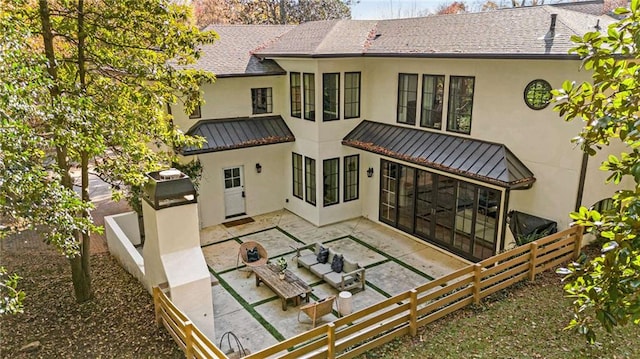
[523,79,552,110]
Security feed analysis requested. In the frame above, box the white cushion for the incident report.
[298,253,318,269]
[310,262,333,277]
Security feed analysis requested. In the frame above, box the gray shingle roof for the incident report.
[183,116,295,155]
[254,5,614,59]
[343,121,535,188]
[189,25,294,76]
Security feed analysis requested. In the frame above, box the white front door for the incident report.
[223,166,246,218]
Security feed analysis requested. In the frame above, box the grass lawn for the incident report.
[361,271,640,359]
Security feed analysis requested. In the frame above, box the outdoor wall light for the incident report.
[367,167,374,178]
[255,163,262,173]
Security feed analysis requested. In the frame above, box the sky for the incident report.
[350,0,447,19]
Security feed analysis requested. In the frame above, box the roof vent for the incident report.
[549,13,557,33]
[594,19,601,31]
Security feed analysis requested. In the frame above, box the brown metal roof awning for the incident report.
[182,116,295,155]
[343,121,535,189]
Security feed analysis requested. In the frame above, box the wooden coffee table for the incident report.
[253,263,312,311]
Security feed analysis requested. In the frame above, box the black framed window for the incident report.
[379,159,501,262]
[305,156,316,205]
[292,153,303,199]
[344,155,359,201]
[251,88,272,114]
[188,104,201,119]
[421,75,445,129]
[397,73,418,125]
[323,158,339,206]
[447,76,475,134]
[304,73,315,121]
[323,73,340,121]
[344,72,361,119]
[290,72,301,118]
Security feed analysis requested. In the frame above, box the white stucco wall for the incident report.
[185,55,625,250]
[171,75,286,132]
[194,143,290,228]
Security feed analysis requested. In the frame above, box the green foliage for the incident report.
[0,266,25,316]
[276,257,288,272]
[0,0,214,302]
[552,0,640,343]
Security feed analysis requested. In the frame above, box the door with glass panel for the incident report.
[223,166,245,218]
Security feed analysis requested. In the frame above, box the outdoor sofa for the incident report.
[295,242,365,292]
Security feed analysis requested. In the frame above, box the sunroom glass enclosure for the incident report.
[379,159,501,261]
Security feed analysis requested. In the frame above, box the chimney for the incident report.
[549,14,557,33]
[141,169,215,340]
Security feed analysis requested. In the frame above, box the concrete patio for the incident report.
[199,210,469,355]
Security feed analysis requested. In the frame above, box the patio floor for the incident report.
[200,210,469,355]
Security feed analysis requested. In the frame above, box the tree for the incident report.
[193,0,353,27]
[553,0,640,343]
[436,1,467,15]
[0,0,215,303]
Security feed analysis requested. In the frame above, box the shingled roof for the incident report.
[189,25,294,77]
[253,5,614,59]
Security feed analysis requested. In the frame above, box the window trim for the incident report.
[303,73,315,121]
[323,73,340,121]
[343,155,359,202]
[446,76,475,135]
[290,72,301,118]
[292,153,303,200]
[420,74,445,130]
[251,87,273,115]
[396,73,418,125]
[305,156,316,206]
[344,72,361,119]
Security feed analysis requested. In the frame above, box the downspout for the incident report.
[574,152,589,211]
[499,189,510,252]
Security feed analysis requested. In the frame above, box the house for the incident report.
[169,4,622,262]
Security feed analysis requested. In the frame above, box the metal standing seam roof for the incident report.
[342,121,535,189]
[182,116,295,155]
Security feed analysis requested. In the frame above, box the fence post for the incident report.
[573,226,584,259]
[184,321,194,358]
[473,264,482,304]
[153,287,162,327]
[327,322,336,359]
[409,289,418,336]
[528,241,538,282]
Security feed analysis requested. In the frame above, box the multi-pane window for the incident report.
[421,75,445,129]
[323,73,340,121]
[323,158,339,206]
[251,88,272,114]
[305,157,316,205]
[304,73,315,121]
[397,74,418,125]
[292,153,303,199]
[344,155,359,201]
[379,159,501,261]
[290,72,301,118]
[344,72,361,119]
[447,76,475,134]
[189,104,201,119]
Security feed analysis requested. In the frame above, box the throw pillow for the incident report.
[317,247,329,264]
[331,254,344,273]
[246,247,260,262]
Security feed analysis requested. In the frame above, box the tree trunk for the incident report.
[39,0,93,303]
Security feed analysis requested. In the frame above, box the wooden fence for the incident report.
[153,225,583,359]
[153,287,229,359]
